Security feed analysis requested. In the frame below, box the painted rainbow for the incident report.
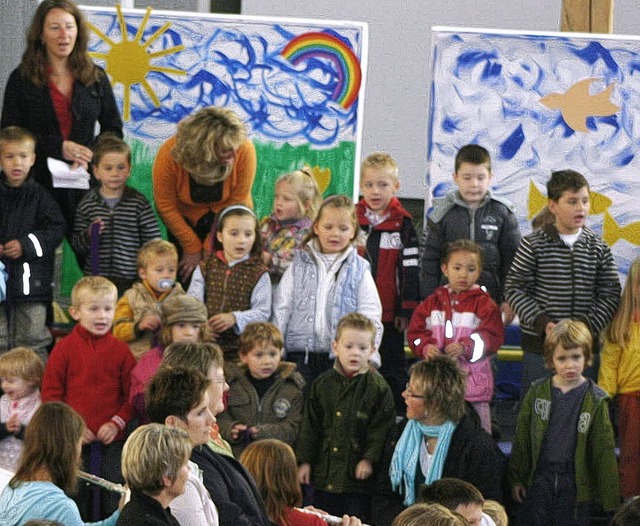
[281,32,362,109]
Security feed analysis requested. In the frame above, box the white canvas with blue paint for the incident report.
[428,27,640,275]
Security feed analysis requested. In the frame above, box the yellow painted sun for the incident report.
[87,5,186,121]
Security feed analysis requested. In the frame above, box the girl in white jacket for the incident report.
[272,195,382,386]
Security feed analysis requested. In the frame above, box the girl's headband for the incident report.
[218,204,256,222]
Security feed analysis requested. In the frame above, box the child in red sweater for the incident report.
[42,276,136,520]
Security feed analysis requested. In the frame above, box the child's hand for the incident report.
[545,321,557,336]
[179,252,202,282]
[97,422,118,445]
[339,516,363,526]
[424,344,441,359]
[3,240,22,259]
[262,250,272,266]
[209,313,236,333]
[394,316,409,332]
[137,314,162,332]
[88,218,105,236]
[297,462,311,485]
[444,342,465,358]
[500,301,515,325]
[83,428,97,445]
[354,459,373,480]
[6,413,21,433]
[230,423,248,440]
[512,484,527,503]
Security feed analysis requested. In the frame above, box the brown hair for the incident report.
[546,169,589,202]
[531,205,555,231]
[92,132,131,166]
[146,366,210,424]
[543,319,592,368]
[162,342,224,373]
[20,0,100,87]
[442,239,484,269]
[238,322,283,355]
[137,239,178,271]
[0,126,36,153]
[419,478,484,510]
[10,402,85,494]
[0,347,44,387]
[454,144,491,173]
[335,312,376,347]
[239,439,302,526]
[213,205,262,258]
[408,356,466,423]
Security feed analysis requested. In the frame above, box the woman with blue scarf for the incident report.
[389,356,506,507]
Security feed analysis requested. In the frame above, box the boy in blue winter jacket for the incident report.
[0,127,65,361]
[421,144,520,323]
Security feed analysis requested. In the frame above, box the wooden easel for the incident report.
[561,0,614,33]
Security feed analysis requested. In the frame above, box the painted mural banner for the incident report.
[428,26,640,277]
[83,5,367,213]
[58,5,367,295]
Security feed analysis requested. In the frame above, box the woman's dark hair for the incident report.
[146,366,210,424]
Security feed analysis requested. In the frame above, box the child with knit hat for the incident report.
[129,294,210,421]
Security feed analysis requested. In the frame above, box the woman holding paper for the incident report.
[1,0,123,231]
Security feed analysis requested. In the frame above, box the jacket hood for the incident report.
[356,197,412,225]
[430,189,515,223]
[225,360,300,382]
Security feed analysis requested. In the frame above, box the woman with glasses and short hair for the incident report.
[389,356,506,509]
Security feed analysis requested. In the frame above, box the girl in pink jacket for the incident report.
[408,239,504,433]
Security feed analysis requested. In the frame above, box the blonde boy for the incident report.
[0,126,65,361]
[509,319,619,525]
[71,134,161,296]
[113,239,185,359]
[356,152,420,414]
[42,276,136,517]
[296,313,395,521]
[217,321,304,456]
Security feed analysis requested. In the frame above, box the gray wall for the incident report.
[243,0,639,200]
[0,0,216,109]
[3,1,638,200]
[0,0,38,109]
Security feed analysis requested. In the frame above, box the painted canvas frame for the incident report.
[428,26,640,277]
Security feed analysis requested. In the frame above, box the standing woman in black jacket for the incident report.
[1,0,123,232]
